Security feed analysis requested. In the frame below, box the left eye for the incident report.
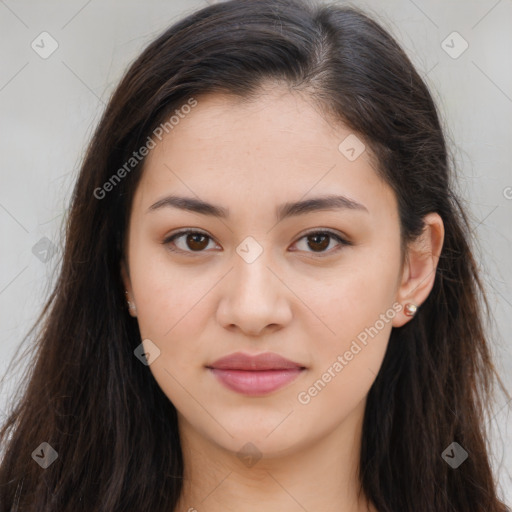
[163,229,350,256]
[292,231,350,255]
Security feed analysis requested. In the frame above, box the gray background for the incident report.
[0,0,511,505]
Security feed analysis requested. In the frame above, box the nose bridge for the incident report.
[216,234,292,334]
[232,235,275,297]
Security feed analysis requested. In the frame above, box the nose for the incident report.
[216,250,293,337]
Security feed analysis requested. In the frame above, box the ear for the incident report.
[392,212,444,327]
[121,259,137,318]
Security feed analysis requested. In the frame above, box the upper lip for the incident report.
[207,352,305,371]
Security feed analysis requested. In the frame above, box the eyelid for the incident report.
[162,228,352,256]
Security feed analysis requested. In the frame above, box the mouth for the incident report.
[206,351,306,396]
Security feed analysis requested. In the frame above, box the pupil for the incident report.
[188,234,208,251]
[309,234,329,252]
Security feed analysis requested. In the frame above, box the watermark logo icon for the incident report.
[32,237,57,263]
[134,339,161,366]
[236,236,263,264]
[338,134,366,161]
[441,441,468,468]
[32,442,58,469]
[31,32,59,59]
[237,442,262,468]
[441,32,468,59]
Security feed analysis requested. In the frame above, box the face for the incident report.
[122,85,409,457]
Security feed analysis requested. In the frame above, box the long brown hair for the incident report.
[1,0,509,510]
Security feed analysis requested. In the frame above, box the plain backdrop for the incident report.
[1,0,511,506]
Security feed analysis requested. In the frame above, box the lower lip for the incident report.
[208,368,304,395]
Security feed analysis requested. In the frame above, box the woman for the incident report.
[0,0,509,510]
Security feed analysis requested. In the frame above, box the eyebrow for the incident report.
[146,194,369,221]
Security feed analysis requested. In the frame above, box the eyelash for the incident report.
[162,229,351,257]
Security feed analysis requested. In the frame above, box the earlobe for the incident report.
[392,212,444,328]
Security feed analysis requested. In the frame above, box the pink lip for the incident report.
[206,352,306,396]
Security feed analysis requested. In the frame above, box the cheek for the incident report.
[128,281,215,416]
[305,247,400,342]
[295,287,393,425]
[296,245,400,400]
[129,236,208,340]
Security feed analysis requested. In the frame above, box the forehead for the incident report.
[147,86,358,168]
[135,86,396,217]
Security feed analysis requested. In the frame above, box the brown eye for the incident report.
[306,233,330,252]
[293,230,350,255]
[163,229,350,257]
[163,230,216,254]
[184,233,209,251]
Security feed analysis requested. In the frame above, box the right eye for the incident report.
[162,229,219,255]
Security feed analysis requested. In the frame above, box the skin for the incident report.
[121,83,444,512]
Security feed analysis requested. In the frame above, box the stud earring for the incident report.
[125,290,136,313]
[404,303,418,317]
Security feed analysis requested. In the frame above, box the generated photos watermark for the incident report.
[297,302,403,405]
[94,97,198,200]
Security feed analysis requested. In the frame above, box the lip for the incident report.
[208,352,305,371]
[206,352,306,396]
